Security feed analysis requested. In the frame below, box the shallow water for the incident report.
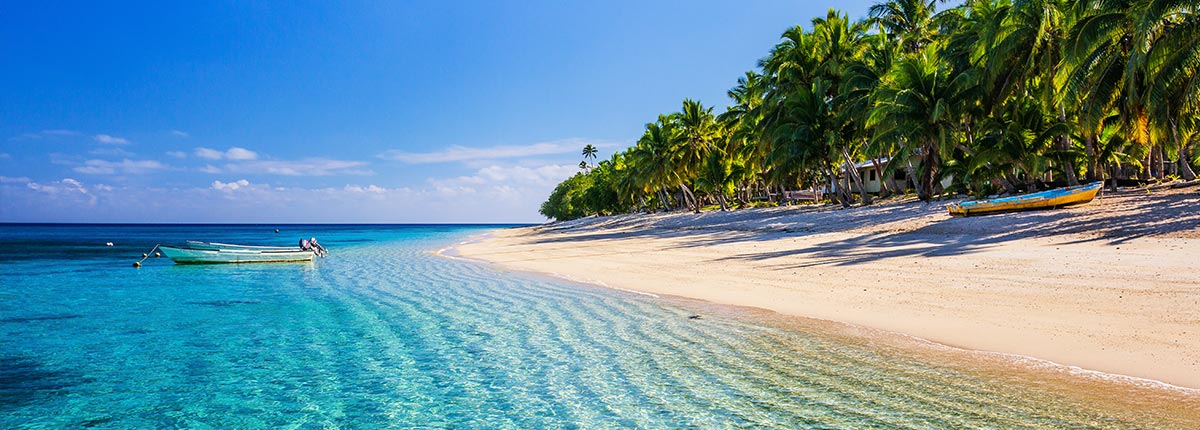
[1,224,1195,429]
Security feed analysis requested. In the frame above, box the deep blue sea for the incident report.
[1,224,1194,429]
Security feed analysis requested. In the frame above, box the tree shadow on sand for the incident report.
[528,189,1199,267]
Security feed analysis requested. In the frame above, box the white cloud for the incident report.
[74,159,166,174]
[194,146,258,160]
[94,134,131,145]
[226,158,368,176]
[1,177,547,223]
[194,147,224,160]
[0,175,31,183]
[225,147,258,160]
[432,163,577,189]
[378,138,620,164]
[12,129,81,140]
[90,147,135,157]
[344,184,388,194]
[212,179,251,191]
[26,178,97,205]
[198,164,222,174]
[0,152,9,159]
[171,130,189,138]
[43,129,80,137]
[166,151,188,158]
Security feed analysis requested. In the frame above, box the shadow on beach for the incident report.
[524,187,1200,265]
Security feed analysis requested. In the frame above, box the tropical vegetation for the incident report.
[540,0,1200,221]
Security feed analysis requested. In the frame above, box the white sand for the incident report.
[457,186,1200,388]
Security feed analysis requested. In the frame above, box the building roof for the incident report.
[851,157,890,170]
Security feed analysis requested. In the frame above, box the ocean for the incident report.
[0,224,1194,429]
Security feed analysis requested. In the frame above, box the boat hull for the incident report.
[947,182,1103,216]
[160,246,315,264]
[185,240,300,252]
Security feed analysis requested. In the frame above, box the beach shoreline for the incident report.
[455,186,1200,391]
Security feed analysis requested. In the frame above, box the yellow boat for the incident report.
[946,181,1103,216]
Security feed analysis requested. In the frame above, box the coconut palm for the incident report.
[674,99,720,212]
[869,48,979,201]
[581,144,599,168]
[868,0,942,53]
[719,71,769,203]
[532,1,1200,221]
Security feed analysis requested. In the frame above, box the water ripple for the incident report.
[0,226,1195,428]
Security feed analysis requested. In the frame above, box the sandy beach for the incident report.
[457,186,1200,389]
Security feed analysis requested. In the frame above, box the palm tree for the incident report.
[814,9,872,205]
[1062,0,1200,182]
[674,99,720,212]
[842,28,899,196]
[868,0,942,53]
[633,116,685,211]
[869,48,978,200]
[695,151,738,211]
[530,0,1200,221]
[759,23,838,201]
[1141,1,1200,180]
[719,71,768,202]
[582,144,599,168]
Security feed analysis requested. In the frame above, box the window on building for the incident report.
[869,169,876,181]
[894,170,906,180]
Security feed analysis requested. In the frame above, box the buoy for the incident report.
[106,242,114,247]
[274,229,280,233]
[154,252,161,257]
[134,244,161,267]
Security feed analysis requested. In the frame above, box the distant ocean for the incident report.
[0,224,1191,428]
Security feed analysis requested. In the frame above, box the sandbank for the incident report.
[457,186,1200,389]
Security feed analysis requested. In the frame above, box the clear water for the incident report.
[0,224,1194,429]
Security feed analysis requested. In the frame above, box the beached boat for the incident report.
[947,181,1103,216]
[159,246,317,264]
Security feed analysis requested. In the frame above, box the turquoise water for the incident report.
[0,224,1192,429]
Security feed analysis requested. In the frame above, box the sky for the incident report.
[1,0,883,223]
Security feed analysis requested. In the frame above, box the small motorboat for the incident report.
[947,181,1103,216]
[159,246,318,264]
[184,240,298,252]
[157,238,329,264]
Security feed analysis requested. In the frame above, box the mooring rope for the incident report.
[133,244,161,267]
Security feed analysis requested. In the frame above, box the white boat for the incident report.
[159,246,317,264]
[184,240,299,252]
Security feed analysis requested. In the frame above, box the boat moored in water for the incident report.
[156,239,329,264]
[184,240,299,252]
[946,181,1103,216]
[159,246,319,264]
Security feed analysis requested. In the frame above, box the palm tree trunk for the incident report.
[1154,145,1166,180]
[872,158,893,197]
[1174,125,1197,181]
[680,183,699,213]
[842,147,871,205]
[1057,108,1080,186]
[715,193,729,211]
[906,159,923,199]
[1084,134,1100,182]
[917,143,938,201]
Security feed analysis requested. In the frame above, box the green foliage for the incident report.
[538,0,1200,221]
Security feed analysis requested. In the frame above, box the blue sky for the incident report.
[1,0,883,223]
